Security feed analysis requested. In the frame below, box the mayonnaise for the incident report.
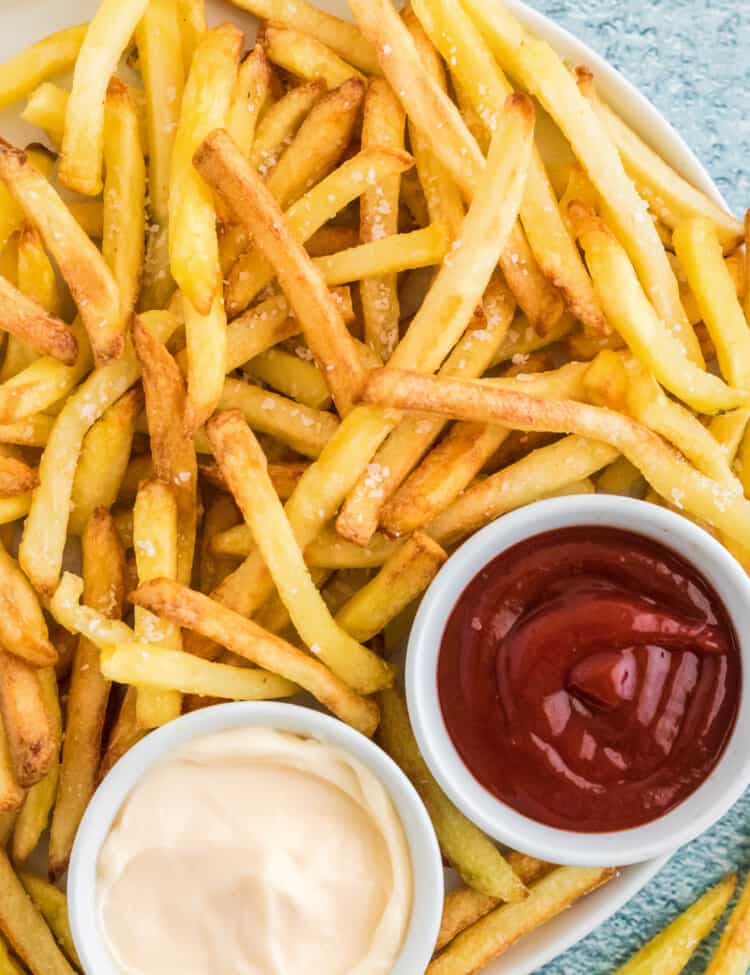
[96,726,413,975]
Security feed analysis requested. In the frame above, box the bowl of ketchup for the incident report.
[406,495,750,867]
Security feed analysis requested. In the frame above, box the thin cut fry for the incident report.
[0,655,56,789]
[99,689,142,782]
[0,24,87,111]
[0,931,24,975]
[311,224,448,285]
[17,875,78,970]
[49,509,125,879]
[249,80,325,175]
[0,540,55,667]
[177,0,207,72]
[0,455,36,497]
[131,579,380,735]
[200,494,240,594]
[264,26,364,88]
[244,348,331,410]
[0,277,74,365]
[705,871,750,975]
[59,0,150,195]
[227,45,272,158]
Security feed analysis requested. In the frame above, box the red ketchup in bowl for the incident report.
[437,526,741,832]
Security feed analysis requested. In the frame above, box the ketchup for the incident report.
[437,527,740,832]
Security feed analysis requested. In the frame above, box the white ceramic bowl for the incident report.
[67,702,444,975]
[407,495,750,868]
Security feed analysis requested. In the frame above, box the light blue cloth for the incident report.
[531,1,750,971]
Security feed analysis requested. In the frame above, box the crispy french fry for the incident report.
[208,411,394,692]
[0,417,53,449]
[199,494,240,594]
[0,655,55,789]
[222,295,299,371]
[227,45,272,159]
[136,0,184,311]
[67,201,104,240]
[249,80,326,175]
[711,409,750,461]
[99,688,142,782]
[69,387,141,535]
[0,277,74,365]
[0,25,87,112]
[59,0,150,195]
[10,669,60,862]
[133,480,182,729]
[195,129,365,417]
[19,311,180,595]
[49,509,124,879]
[334,532,446,641]
[21,82,73,148]
[571,204,744,414]
[429,866,614,974]
[200,459,307,501]
[0,141,123,364]
[612,875,735,975]
[0,541,55,667]
[673,216,750,391]
[0,456,36,498]
[0,723,23,816]
[311,223,449,285]
[225,145,414,316]
[18,875,78,970]
[597,455,645,497]
[0,851,74,975]
[244,348,331,409]
[177,0,207,73]
[103,79,146,325]
[213,519,401,565]
[379,686,524,901]
[131,579,379,735]
[360,79,406,360]
[0,930,25,974]
[0,497,31,528]
[170,25,241,429]
[460,0,700,364]
[133,318,197,586]
[705,871,750,975]
[583,348,629,410]
[264,26,364,88]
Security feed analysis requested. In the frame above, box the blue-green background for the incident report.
[535,1,750,971]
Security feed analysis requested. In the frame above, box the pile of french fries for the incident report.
[0,0,747,971]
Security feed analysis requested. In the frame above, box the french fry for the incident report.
[597,455,645,497]
[225,145,415,316]
[705,871,750,975]
[611,874,735,975]
[673,216,750,391]
[264,26,364,88]
[170,25,241,429]
[0,930,25,975]
[195,130,366,417]
[103,79,146,325]
[18,875,78,970]
[0,655,55,789]
[200,459,307,501]
[336,95,534,543]
[0,455,36,498]
[133,480,182,729]
[0,417,53,450]
[177,0,207,73]
[460,0,700,363]
[69,387,141,535]
[222,294,299,371]
[362,367,750,547]
[99,688,142,782]
[68,201,104,240]
[20,82,71,148]
[19,310,180,595]
[207,410,394,693]
[0,497,31,528]
[249,80,326,175]
[133,317,197,586]
[136,0,184,311]
[571,204,744,414]
[0,851,74,975]
[711,409,750,461]
[130,579,379,735]
[311,223,449,285]
[227,45,272,159]
[0,723,23,816]
[49,509,124,879]
[229,0,379,73]
[199,494,240,594]
[212,519,402,565]
[429,866,614,974]
[0,277,74,365]
[244,348,331,409]
[378,686,525,901]
[0,149,51,256]
[59,0,150,195]
[0,141,123,364]
[334,532,446,641]
[0,541,55,667]
[414,0,607,336]
[0,24,87,112]
[583,348,629,410]
[10,669,60,862]
[360,79,406,360]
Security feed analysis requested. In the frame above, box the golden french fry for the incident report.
[69,387,141,535]
[199,494,240,594]
[429,866,614,974]
[264,26,364,88]
[170,25,241,429]
[19,311,180,595]
[0,850,75,975]
[673,216,750,390]
[207,410,394,693]
[379,686,525,901]
[0,142,122,364]
[711,409,750,462]
[0,655,56,789]
[583,348,629,410]
[705,871,750,975]
[227,44,272,159]
[18,875,78,970]
[133,480,182,730]
[612,875,736,975]
[177,0,207,72]
[99,688,142,782]
[130,579,380,735]
[21,82,71,148]
[103,79,146,325]
[49,509,124,879]
[0,277,74,365]
[0,929,25,974]
[0,25,87,111]
[16,223,59,316]
[133,317,197,586]
[311,223,449,285]
[0,541,55,667]
[0,455,36,497]
[201,459,307,501]
[360,79,406,360]
[59,0,150,195]
[596,456,645,497]
[0,723,23,815]
[571,204,744,414]
[244,348,331,409]
[249,80,326,175]
[195,129,365,417]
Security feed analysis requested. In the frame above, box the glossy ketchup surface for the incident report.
[437,527,741,832]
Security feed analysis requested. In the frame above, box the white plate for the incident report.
[1,0,730,970]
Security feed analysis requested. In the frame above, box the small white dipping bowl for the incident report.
[407,495,750,867]
[68,701,444,975]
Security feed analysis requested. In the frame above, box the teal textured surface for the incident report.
[534,2,750,971]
